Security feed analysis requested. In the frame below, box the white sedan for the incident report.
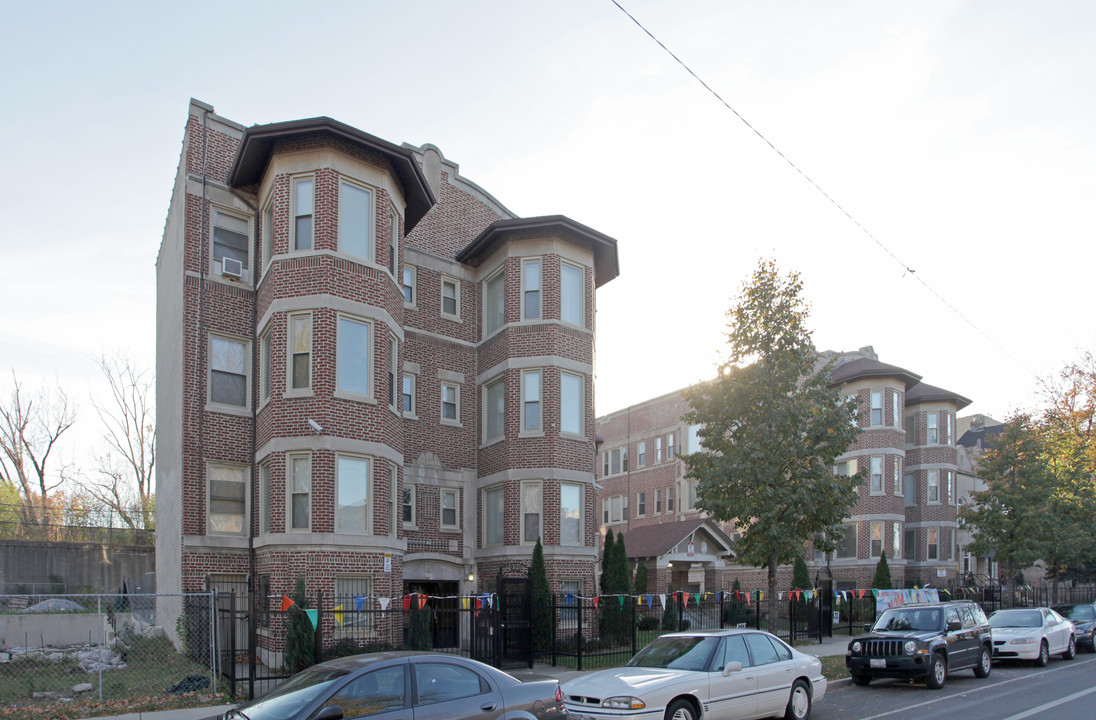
[562,629,826,720]
[989,607,1077,666]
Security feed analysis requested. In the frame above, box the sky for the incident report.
[2,0,1094,478]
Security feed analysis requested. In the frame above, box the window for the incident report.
[870,456,884,493]
[655,489,662,514]
[336,455,370,534]
[441,276,460,319]
[836,458,858,476]
[337,316,371,397]
[210,335,248,407]
[289,313,311,391]
[686,480,698,510]
[441,489,460,530]
[666,486,675,513]
[212,208,249,276]
[388,463,397,538]
[414,662,486,706]
[602,447,627,476]
[208,464,246,534]
[560,483,582,544]
[927,413,939,444]
[667,433,675,459]
[289,453,311,531]
[894,457,903,496]
[836,522,857,559]
[561,262,583,326]
[892,390,902,428]
[522,259,541,320]
[637,491,646,517]
[521,370,541,432]
[944,470,953,504]
[687,424,703,453]
[261,198,273,272]
[483,377,505,443]
[927,527,939,560]
[293,178,313,251]
[905,415,915,444]
[870,521,883,558]
[484,270,505,336]
[603,495,625,524]
[388,336,398,409]
[638,441,647,467]
[332,575,374,631]
[259,461,270,534]
[484,486,504,546]
[402,266,416,305]
[560,372,583,435]
[905,472,916,506]
[327,660,403,717]
[893,521,902,558]
[259,329,271,403]
[656,437,663,462]
[388,208,398,275]
[402,374,415,414]
[904,528,916,560]
[945,413,953,445]
[441,382,459,423]
[870,390,883,426]
[339,180,372,260]
[927,469,940,503]
[403,485,416,526]
[522,482,542,543]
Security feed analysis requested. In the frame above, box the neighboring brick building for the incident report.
[155,99,618,639]
[595,346,970,593]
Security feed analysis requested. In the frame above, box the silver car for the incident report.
[217,652,565,720]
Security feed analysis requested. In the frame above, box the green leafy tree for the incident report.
[792,556,811,590]
[530,538,552,653]
[682,260,861,632]
[872,552,892,589]
[724,577,751,626]
[633,563,648,595]
[661,585,679,631]
[284,576,314,672]
[600,529,615,592]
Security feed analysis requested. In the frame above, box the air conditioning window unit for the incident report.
[221,257,244,278]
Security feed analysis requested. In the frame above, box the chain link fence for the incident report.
[0,593,219,719]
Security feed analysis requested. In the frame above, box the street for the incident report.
[816,654,1096,720]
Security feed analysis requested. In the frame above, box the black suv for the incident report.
[845,600,993,689]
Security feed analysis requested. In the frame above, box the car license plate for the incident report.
[870,659,886,668]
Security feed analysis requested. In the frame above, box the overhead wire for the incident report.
[609,0,1037,381]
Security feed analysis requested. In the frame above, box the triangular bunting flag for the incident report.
[461,598,470,610]
[418,595,428,611]
[593,596,600,608]
[745,592,750,606]
[871,589,879,599]
[618,596,625,607]
[304,609,318,630]
[659,593,666,609]
[403,596,411,611]
[280,595,294,612]
[333,604,344,626]
[682,593,690,608]
[694,593,701,605]
[379,597,391,611]
[355,595,365,613]
[647,594,654,610]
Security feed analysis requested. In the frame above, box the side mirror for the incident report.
[311,706,345,720]
[864,623,873,633]
[947,620,962,632]
[722,662,743,676]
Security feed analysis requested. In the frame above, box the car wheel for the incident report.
[1035,640,1050,667]
[783,679,811,720]
[973,645,992,678]
[665,698,697,720]
[1062,636,1076,660]
[925,653,946,689]
[851,673,871,686]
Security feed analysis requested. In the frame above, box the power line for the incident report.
[609,0,1037,381]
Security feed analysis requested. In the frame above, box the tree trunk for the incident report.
[766,551,779,633]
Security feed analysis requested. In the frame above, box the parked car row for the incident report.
[845,599,1096,690]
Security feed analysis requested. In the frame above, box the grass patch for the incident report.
[820,654,849,681]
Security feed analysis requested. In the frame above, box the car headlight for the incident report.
[904,640,918,655]
[1012,638,1036,644]
[850,641,861,654]
[602,697,646,710]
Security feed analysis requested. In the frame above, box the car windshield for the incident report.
[231,666,349,720]
[873,608,942,632]
[990,611,1043,628]
[1054,605,1095,621]
[627,636,720,671]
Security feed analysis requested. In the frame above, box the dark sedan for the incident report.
[1053,603,1096,652]
[215,652,565,720]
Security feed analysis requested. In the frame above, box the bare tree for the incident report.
[0,372,76,525]
[79,353,155,530]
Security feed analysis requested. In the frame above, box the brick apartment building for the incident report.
[594,346,970,594]
[155,99,619,635]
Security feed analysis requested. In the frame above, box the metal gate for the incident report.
[497,576,532,668]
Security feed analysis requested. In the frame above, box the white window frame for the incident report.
[402,265,416,306]
[521,481,542,544]
[904,471,916,506]
[944,470,953,504]
[521,258,541,320]
[894,457,904,496]
[892,390,902,428]
[259,460,270,535]
[388,205,399,277]
[211,205,252,282]
[483,268,505,338]
[259,326,271,405]
[483,376,505,444]
[927,412,939,444]
[667,433,675,459]
[602,446,627,476]
[655,488,662,514]
[388,335,399,411]
[207,462,247,536]
[338,177,374,261]
[656,437,663,463]
[402,373,416,417]
[927,527,940,560]
[336,314,373,401]
[637,491,646,517]
[945,413,953,445]
[870,455,884,494]
[208,333,250,410]
[559,371,584,437]
[870,389,884,426]
[261,195,274,274]
[927,469,940,504]
[287,312,312,394]
[287,452,312,532]
[603,494,625,524]
[870,520,883,558]
[483,485,505,547]
[638,441,647,467]
[560,261,584,327]
[893,521,902,559]
[521,369,542,434]
[836,458,858,476]
[441,488,460,531]
[402,484,416,528]
[666,486,674,513]
[440,382,460,426]
[388,463,398,538]
[335,453,371,535]
[560,482,583,546]
[441,275,461,320]
[291,176,314,252]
